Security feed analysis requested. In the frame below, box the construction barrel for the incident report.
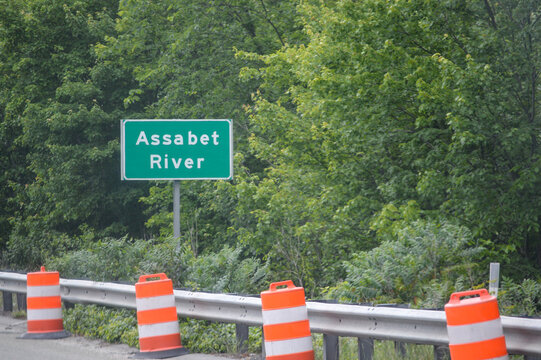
[134,273,188,359]
[445,289,508,360]
[21,266,69,339]
[261,280,314,360]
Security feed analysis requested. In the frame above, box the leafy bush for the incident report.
[53,237,269,354]
[137,237,193,288]
[64,304,139,347]
[63,304,262,354]
[48,235,269,296]
[180,319,262,354]
[179,319,236,353]
[185,245,269,294]
[498,277,541,317]
[48,236,147,282]
[179,319,262,353]
[329,220,484,307]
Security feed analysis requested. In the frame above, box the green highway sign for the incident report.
[121,119,233,180]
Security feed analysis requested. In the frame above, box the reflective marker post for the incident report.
[489,262,500,297]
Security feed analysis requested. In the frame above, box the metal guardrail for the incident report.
[1,271,541,359]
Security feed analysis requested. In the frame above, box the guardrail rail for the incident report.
[1,271,540,360]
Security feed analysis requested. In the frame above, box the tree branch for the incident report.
[483,0,498,29]
[259,0,285,46]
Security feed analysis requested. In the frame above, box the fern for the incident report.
[330,220,484,307]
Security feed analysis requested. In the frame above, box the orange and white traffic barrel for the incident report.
[134,273,188,359]
[20,266,69,339]
[261,280,314,360]
[445,289,508,360]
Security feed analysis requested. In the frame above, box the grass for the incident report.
[312,335,526,360]
[12,309,26,319]
[313,335,440,360]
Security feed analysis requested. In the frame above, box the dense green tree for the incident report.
[103,0,302,254]
[1,0,540,306]
[238,0,541,291]
[0,0,34,254]
[103,0,300,136]
[1,0,146,267]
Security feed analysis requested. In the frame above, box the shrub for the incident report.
[329,220,484,307]
[63,304,139,347]
[63,304,263,354]
[48,236,147,282]
[498,277,541,317]
[186,245,269,294]
[49,236,269,295]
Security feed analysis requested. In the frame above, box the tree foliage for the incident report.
[0,0,147,268]
[237,0,541,289]
[1,0,540,304]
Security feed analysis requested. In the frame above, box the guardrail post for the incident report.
[376,304,408,358]
[2,291,13,312]
[235,323,248,353]
[434,345,450,360]
[358,337,373,360]
[63,301,75,309]
[16,293,26,311]
[323,334,339,360]
[395,341,406,358]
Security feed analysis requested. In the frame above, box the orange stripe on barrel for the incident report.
[139,333,182,352]
[137,307,178,325]
[135,280,174,299]
[27,319,64,333]
[263,320,311,341]
[450,336,507,359]
[27,296,61,309]
[445,300,500,326]
[267,350,315,360]
[27,273,59,287]
[261,290,306,310]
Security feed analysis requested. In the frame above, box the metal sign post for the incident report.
[173,180,180,239]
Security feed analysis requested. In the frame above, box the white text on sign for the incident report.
[135,130,219,171]
[135,131,220,146]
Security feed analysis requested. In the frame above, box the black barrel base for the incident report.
[134,346,189,359]
[19,330,70,339]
